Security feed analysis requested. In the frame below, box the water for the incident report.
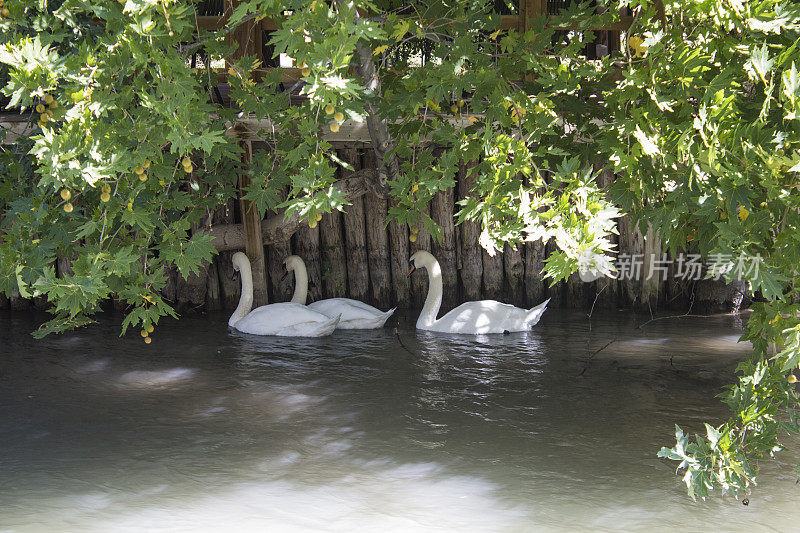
[2,309,799,532]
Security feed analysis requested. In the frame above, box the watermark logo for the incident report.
[578,251,761,282]
[577,249,616,282]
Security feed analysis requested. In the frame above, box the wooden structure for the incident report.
[65,145,725,315]
[1,1,744,315]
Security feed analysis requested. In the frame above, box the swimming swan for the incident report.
[283,255,396,329]
[408,250,549,334]
[228,252,340,336]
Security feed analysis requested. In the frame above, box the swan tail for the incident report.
[524,298,550,327]
[277,314,341,337]
[316,314,341,336]
[374,307,397,327]
[338,308,396,329]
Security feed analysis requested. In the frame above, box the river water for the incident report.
[1,309,799,532]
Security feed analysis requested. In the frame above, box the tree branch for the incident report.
[336,0,401,186]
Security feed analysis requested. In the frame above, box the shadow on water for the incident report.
[1,308,798,532]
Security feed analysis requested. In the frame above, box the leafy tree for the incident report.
[2,0,800,500]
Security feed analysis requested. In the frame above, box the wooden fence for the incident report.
[184,147,746,315]
[194,0,633,82]
[1,1,745,316]
[0,144,746,314]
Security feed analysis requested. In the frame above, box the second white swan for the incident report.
[283,255,396,329]
[228,252,340,336]
[408,250,549,334]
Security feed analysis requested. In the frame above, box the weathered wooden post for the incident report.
[457,161,483,301]
[545,240,564,307]
[410,203,432,308]
[482,248,504,301]
[503,244,525,307]
[341,147,370,302]
[431,180,457,311]
[293,223,323,303]
[524,240,547,306]
[320,158,348,297]
[617,215,643,307]
[237,140,269,306]
[176,223,211,310]
[226,2,268,306]
[388,218,411,308]
[268,239,294,303]
[594,167,619,307]
[214,199,242,309]
[363,151,392,308]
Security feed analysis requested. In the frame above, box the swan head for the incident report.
[282,255,304,280]
[231,251,249,272]
[408,250,436,276]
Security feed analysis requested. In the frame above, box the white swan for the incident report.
[283,255,396,329]
[408,250,549,334]
[228,252,340,336]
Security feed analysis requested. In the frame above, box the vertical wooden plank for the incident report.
[642,224,662,309]
[457,161,483,301]
[503,243,525,307]
[566,272,587,308]
[206,258,222,311]
[293,223,323,303]
[665,248,690,311]
[204,204,228,311]
[430,185,457,311]
[594,167,618,308]
[524,240,546,306]
[9,290,29,311]
[176,265,209,311]
[340,148,369,303]
[57,256,74,278]
[410,203,432,308]
[227,0,260,62]
[362,150,392,308]
[617,215,644,307]
[238,140,269,306]
[521,0,544,81]
[320,211,348,298]
[215,199,241,309]
[482,249,503,301]
[268,239,293,303]
[177,222,211,311]
[545,240,564,307]
[388,218,411,308]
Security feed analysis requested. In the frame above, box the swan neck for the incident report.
[229,257,254,326]
[291,261,308,304]
[418,258,443,328]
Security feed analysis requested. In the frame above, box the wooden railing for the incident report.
[190,0,632,84]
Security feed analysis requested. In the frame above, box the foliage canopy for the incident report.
[2,0,800,500]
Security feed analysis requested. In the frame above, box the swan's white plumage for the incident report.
[410,250,549,334]
[233,302,340,336]
[284,255,395,329]
[419,299,548,334]
[308,298,396,330]
[229,252,339,337]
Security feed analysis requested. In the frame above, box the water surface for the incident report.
[1,309,798,532]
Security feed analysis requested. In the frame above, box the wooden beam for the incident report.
[237,140,269,306]
[205,166,386,252]
[230,116,479,144]
[226,1,262,64]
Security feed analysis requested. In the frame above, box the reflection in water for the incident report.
[1,309,798,532]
